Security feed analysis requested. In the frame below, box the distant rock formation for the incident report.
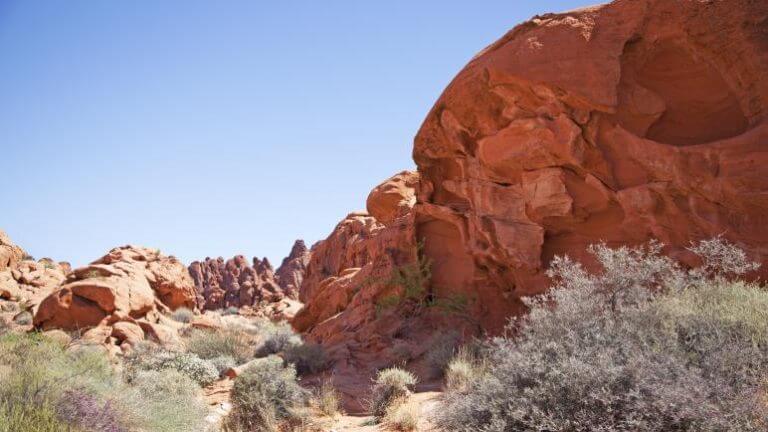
[275,240,310,298]
[189,255,283,311]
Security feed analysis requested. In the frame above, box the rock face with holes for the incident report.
[33,246,196,351]
[189,255,285,311]
[413,0,768,333]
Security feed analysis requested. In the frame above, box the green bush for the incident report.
[224,356,310,432]
[436,238,768,432]
[185,326,256,364]
[369,367,417,420]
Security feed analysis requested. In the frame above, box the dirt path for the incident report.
[202,378,441,432]
[203,378,234,428]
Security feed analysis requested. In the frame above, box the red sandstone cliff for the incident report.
[293,0,768,389]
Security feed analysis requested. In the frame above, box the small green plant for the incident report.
[170,307,194,323]
[369,367,417,420]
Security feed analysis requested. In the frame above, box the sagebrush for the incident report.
[436,237,767,432]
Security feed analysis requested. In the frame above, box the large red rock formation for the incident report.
[275,240,310,298]
[295,0,768,396]
[34,246,197,350]
[413,0,768,332]
[0,231,69,312]
[189,255,284,311]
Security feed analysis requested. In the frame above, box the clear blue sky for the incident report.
[1,0,588,267]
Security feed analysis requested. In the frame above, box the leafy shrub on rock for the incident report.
[436,238,768,432]
[224,356,310,432]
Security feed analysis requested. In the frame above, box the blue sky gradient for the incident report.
[1,0,587,267]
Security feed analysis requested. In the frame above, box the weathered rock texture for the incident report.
[0,231,69,313]
[0,230,26,272]
[413,0,768,332]
[275,240,310,298]
[189,256,284,311]
[34,245,196,351]
[294,0,768,400]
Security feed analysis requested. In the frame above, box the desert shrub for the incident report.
[444,346,486,393]
[0,402,70,432]
[436,238,768,432]
[282,342,328,375]
[383,399,419,431]
[210,355,237,375]
[313,380,341,417]
[370,367,417,420]
[256,322,301,356]
[170,307,194,323]
[13,310,32,325]
[224,356,310,431]
[223,306,240,315]
[185,326,255,364]
[126,347,218,386]
[424,330,460,377]
[118,369,208,432]
[56,389,126,432]
[0,332,209,432]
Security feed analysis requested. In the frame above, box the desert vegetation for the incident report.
[436,238,768,432]
[0,332,209,432]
